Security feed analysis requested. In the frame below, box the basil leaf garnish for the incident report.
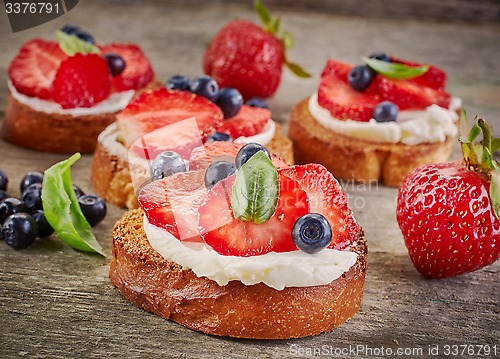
[362,56,429,80]
[41,153,105,256]
[56,30,100,56]
[231,151,279,224]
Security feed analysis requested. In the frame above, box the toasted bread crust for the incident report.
[109,209,367,339]
[289,98,455,186]
[91,123,294,209]
[2,94,117,153]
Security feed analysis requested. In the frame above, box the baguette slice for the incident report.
[110,209,367,339]
[91,123,294,209]
[289,98,455,186]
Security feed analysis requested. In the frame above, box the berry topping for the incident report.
[100,43,154,91]
[117,88,223,148]
[72,29,95,44]
[51,53,112,109]
[318,59,380,122]
[0,198,27,224]
[78,195,107,227]
[0,170,8,191]
[204,161,236,189]
[22,183,43,213]
[198,172,309,256]
[60,24,79,35]
[8,39,67,100]
[150,151,187,181]
[390,56,447,90]
[369,52,391,62]
[235,143,271,169]
[372,101,399,122]
[203,1,310,100]
[216,87,243,118]
[245,97,268,109]
[104,53,126,77]
[292,213,332,254]
[0,191,8,203]
[397,115,500,278]
[73,185,85,198]
[205,131,233,143]
[20,171,44,193]
[1,213,38,250]
[165,75,190,91]
[348,65,375,92]
[190,75,219,102]
[31,210,54,238]
[215,105,270,139]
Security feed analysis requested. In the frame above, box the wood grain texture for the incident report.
[0,1,499,358]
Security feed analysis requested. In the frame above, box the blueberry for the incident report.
[0,198,27,225]
[190,76,219,102]
[73,185,85,199]
[292,213,332,254]
[31,210,54,238]
[245,97,268,109]
[20,171,44,193]
[204,161,236,190]
[0,169,8,191]
[348,65,375,92]
[216,88,243,118]
[205,131,233,143]
[369,53,392,62]
[22,183,43,213]
[104,53,126,77]
[0,190,8,203]
[79,195,107,227]
[150,151,187,181]
[373,101,399,122]
[235,143,271,169]
[60,24,80,35]
[73,29,95,44]
[166,75,190,91]
[1,213,38,249]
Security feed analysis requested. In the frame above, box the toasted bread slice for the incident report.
[289,98,455,186]
[91,122,294,209]
[110,209,367,339]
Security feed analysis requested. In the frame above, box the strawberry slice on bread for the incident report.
[216,105,270,139]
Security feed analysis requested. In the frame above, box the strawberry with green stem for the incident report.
[397,111,500,278]
[203,0,310,100]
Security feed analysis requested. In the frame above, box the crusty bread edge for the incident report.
[109,209,367,339]
[289,98,455,186]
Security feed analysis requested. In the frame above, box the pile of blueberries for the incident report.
[348,52,399,123]
[165,74,267,119]
[0,169,107,250]
[61,24,126,77]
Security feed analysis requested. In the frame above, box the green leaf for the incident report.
[361,56,429,80]
[231,151,279,224]
[491,138,500,153]
[41,153,105,256]
[468,120,481,142]
[286,61,311,78]
[56,30,100,56]
[254,0,273,31]
[489,170,500,220]
[282,31,294,49]
[270,17,281,34]
[459,108,468,139]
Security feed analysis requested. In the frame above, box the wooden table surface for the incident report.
[1,1,499,358]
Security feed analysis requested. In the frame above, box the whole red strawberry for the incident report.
[397,114,500,278]
[203,0,309,100]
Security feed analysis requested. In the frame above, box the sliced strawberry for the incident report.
[51,53,112,109]
[101,43,154,91]
[215,105,270,139]
[198,172,309,256]
[189,141,288,171]
[8,39,67,100]
[138,170,207,241]
[318,59,380,122]
[280,164,359,249]
[390,56,447,90]
[117,88,223,147]
[376,77,451,110]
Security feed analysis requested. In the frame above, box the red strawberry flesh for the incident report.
[216,105,270,139]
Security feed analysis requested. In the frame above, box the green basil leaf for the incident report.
[231,151,279,224]
[56,30,100,56]
[41,153,105,256]
[361,56,429,80]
